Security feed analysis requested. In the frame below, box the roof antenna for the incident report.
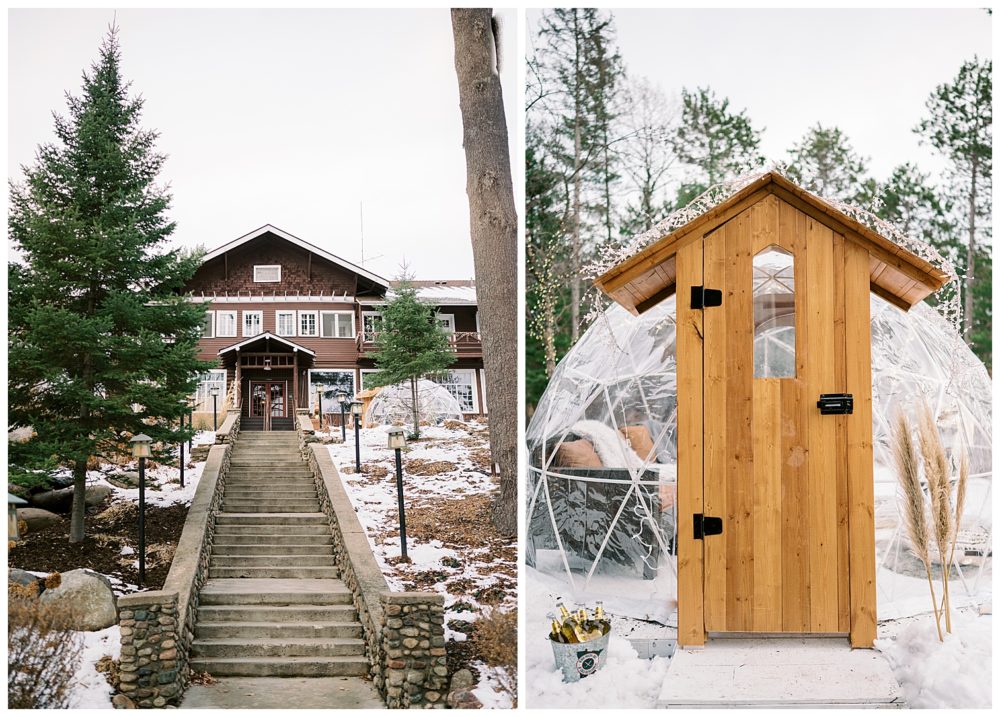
[360,201,365,266]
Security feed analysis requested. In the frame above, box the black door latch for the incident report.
[817,393,854,415]
[693,513,723,540]
[691,286,723,309]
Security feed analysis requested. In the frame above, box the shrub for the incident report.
[473,607,517,706]
[8,594,83,708]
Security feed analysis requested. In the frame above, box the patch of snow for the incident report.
[472,662,515,709]
[876,610,992,708]
[68,624,120,709]
[119,545,135,556]
[525,567,671,708]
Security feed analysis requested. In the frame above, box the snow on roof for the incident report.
[357,281,478,306]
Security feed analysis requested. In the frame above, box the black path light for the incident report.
[130,433,152,588]
[350,400,364,473]
[315,383,326,430]
[210,385,220,432]
[336,390,348,442]
[187,398,194,451]
[178,404,185,489]
[388,427,408,560]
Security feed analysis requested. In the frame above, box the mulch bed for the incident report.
[8,499,189,593]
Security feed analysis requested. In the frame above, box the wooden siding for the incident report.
[187,233,365,297]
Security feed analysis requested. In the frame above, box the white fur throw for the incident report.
[571,420,647,471]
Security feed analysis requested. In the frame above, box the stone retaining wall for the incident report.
[115,412,239,708]
[302,435,450,709]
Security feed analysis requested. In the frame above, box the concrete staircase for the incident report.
[189,431,368,678]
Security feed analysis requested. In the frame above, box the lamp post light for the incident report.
[388,428,408,560]
[187,398,194,451]
[350,400,364,473]
[315,384,325,430]
[336,390,348,442]
[179,403,186,489]
[130,433,152,587]
[210,386,220,432]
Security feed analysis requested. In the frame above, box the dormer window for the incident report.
[254,264,281,283]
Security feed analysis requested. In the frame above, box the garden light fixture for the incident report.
[210,386,220,432]
[336,390,348,441]
[131,433,152,587]
[388,428,408,560]
[351,400,363,472]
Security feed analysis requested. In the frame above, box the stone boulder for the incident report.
[39,568,117,630]
[9,568,44,591]
[446,669,482,709]
[30,486,74,512]
[85,484,114,506]
[16,507,62,532]
[107,472,140,489]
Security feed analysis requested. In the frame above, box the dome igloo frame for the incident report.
[590,173,952,649]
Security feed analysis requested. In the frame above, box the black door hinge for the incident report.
[694,513,724,540]
[691,286,722,309]
[817,393,854,415]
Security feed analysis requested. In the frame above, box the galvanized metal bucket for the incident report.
[549,628,611,682]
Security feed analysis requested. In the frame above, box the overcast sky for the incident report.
[529,7,991,185]
[9,8,518,281]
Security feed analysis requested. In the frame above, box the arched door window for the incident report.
[752,245,796,378]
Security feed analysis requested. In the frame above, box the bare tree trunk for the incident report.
[451,8,518,537]
[964,161,977,341]
[69,458,88,543]
[410,375,420,439]
[570,11,582,343]
[544,300,557,377]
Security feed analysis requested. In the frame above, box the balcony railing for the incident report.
[357,331,482,357]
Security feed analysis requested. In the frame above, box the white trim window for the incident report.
[194,370,226,413]
[321,311,355,338]
[253,264,281,283]
[359,369,380,391]
[216,310,237,338]
[242,311,263,337]
[308,370,356,415]
[276,310,296,337]
[432,369,478,413]
[362,311,382,342]
[202,311,215,339]
[436,313,456,333]
[298,310,318,337]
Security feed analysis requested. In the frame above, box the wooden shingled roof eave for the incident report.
[594,172,952,315]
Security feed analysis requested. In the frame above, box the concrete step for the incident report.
[191,637,365,658]
[195,621,364,640]
[229,460,308,466]
[198,579,353,606]
[224,491,318,501]
[188,656,369,678]
[208,566,340,579]
[224,487,317,495]
[196,604,358,623]
[222,501,321,511]
[213,543,334,556]
[226,471,314,479]
[215,523,329,534]
[213,534,333,546]
[211,554,335,567]
[216,513,327,525]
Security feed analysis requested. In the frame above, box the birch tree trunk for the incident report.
[451,8,518,536]
[964,161,977,341]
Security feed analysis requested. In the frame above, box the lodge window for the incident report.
[320,311,355,339]
[216,310,237,338]
[308,370,356,415]
[242,311,263,337]
[436,313,456,333]
[276,310,296,337]
[201,311,215,339]
[253,265,281,283]
[299,311,318,337]
[362,311,382,341]
[431,369,478,413]
[752,245,796,379]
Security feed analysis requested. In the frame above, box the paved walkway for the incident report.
[181,677,384,709]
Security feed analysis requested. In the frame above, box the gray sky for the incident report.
[9,8,518,281]
[529,8,991,185]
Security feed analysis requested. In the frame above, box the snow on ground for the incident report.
[876,608,992,708]
[68,624,121,709]
[325,420,515,708]
[525,567,670,708]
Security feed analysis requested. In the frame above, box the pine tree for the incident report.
[8,27,212,543]
[875,163,957,254]
[367,277,456,438]
[915,57,992,345]
[673,87,763,203]
[785,123,871,202]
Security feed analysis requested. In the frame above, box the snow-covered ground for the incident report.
[876,608,992,708]
[525,567,671,708]
[325,421,516,708]
[68,625,121,709]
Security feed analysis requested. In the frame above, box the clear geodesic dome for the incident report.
[527,292,992,624]
[366,378,463,426]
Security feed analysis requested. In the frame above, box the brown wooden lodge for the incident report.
[186,225,486,431]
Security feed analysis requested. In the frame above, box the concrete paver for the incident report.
[181,676,384,709]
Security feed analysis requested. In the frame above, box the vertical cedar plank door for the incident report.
[700,195,865,635]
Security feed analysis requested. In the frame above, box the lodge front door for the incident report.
[249,381,286,431]
[700,197,853,635]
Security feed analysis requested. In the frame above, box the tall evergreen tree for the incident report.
[874,163,957,254]
[785,123,871,202]
[672,87,763,204]
[367,277,456,439]
[915,57,992,345]
[8,27,212,543]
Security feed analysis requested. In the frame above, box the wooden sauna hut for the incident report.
[595,172,950,648]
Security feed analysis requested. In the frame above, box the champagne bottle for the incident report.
[560,620,579,644]
[550,619,565,643]
[594,601,605,621]
[556,603,582,643]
